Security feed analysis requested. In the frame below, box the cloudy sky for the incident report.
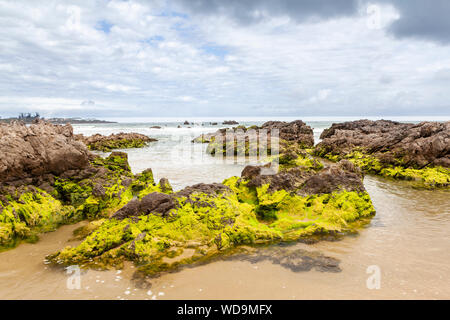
[0,0,449,118]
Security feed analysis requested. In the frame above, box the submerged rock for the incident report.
[75,132,157,152]
[315,120,450,187]
[224,246,341,273]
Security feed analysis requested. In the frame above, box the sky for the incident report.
[0,0,449,119]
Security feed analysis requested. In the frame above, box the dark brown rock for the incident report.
[0,120,90,184]
[112,192,176,220]
[175,183,231,198]
[241,165,262,179]
[241,165,313,192]
[300,160,366,195]
[192,120,314,151]
[92,183,106,197]
[158,178,172,193]
[223,120,239,125]
[241,160,365,195]
[317,120,450,168]
[261,120,314,147]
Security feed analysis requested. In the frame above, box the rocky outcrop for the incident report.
[300,160,365,195]
[47,139,374,278]
[0,121,90,184]
[240,159,365,195]
[194,120,314,146]
[191,131,218,143]
[192,120,314,156]
[0,121,163,248]
[317,120,449,168]
[75,132,157,152]
[223,120,239,125]
[315,120,449,187]
[112,183,231,221]
[261,120,314,147]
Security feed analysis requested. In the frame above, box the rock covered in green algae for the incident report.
[75,132,157,152]
[47,160,375,278]
[0,150,167,249]
[0,121,168,249]
[52,152,168,221]
[315,120,450,188]
[192,120,315,156]
[0,186,73,248]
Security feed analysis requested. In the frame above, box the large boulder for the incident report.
[0,121,90,184]
[261,120,314,147]
[192,120,314,156]
[317,120,450,168]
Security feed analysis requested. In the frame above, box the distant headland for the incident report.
[0,113,117,124]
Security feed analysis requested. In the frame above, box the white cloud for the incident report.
[0,0,448,118]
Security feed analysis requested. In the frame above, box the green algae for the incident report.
[48,175,375,277]
[0,153,160,250]
[278,152,324,171]
[91,152,132,173]
[0,188,74,247]
[317,150,450,188]
[206,135,271,157]
[87,138,149,152]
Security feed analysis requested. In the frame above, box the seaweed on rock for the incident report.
[47,160,375,278]
[0,152,164,249]
[314,120,450,188]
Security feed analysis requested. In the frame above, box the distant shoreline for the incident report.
[0,117,117,124]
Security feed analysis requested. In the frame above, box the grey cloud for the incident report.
[383,0,450,44]
[173,0,359,24]
[175,0,450,45]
